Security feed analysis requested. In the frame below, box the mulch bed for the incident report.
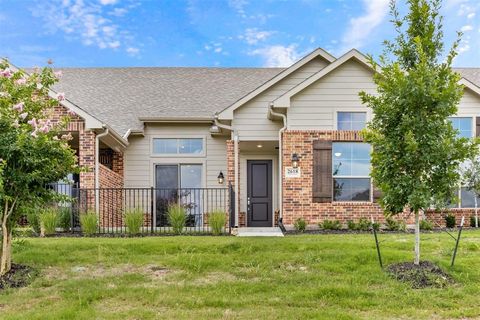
[0,263,37,290]
[386,261,454,289]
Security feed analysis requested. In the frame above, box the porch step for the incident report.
[236,227,284,237]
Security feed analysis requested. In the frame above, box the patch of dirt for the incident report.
[386,261,453,289]
[44,264,171,282]
[0,263,37,290]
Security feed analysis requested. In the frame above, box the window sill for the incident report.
[332,201,374,206]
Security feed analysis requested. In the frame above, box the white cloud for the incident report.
[461,25,474,32]
[33,0,136,54]
[240,28,274,45]
[467,12,475,19]
[228,0,248,18]
[249,44,300,67]
[109,7,128,17]
[126,47,139,56]
[99,0,117,5]
[341,0,389,51]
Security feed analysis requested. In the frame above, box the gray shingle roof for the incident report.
[455,68,480,87]
[48,66,480,137]
[51,67,284,136]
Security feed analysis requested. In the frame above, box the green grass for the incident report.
[1,231,480,319]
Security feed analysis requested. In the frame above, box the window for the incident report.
[153,138,203,155]
[449,117,472,139]
[332,142,371,201]
[461,187,480,208]
[337,112,367,130]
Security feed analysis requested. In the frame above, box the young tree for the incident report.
[0,60,77,275]
[462,157,480,227]
[360,0,478,265]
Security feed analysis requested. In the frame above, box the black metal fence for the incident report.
[45,183,233,235]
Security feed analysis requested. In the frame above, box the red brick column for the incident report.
[112,151,124,177]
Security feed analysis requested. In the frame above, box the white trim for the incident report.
[150,135,207,158]
[459,78,480,97]
[217,48,336,120]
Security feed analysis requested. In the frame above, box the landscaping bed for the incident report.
[386,261,453,289]
[0,263,37,290]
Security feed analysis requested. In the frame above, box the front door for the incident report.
[247,160,272,227]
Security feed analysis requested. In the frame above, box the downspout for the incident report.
[214,115,239,227]
[95,125,109,214]
[268,104,287,225]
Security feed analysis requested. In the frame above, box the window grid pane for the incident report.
[153,138,203,154]
[337,112,366,131]
[333,178,371,201]
[449,117,472,139]
[333,142,371,177]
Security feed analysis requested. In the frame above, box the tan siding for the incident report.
[457,89,480,116]
[288,60,375,130]
[233,57,329,140]
[124,124,228,188]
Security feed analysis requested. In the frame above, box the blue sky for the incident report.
[0,0,478,67]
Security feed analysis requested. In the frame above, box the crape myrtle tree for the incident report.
[0,60,77,275]
[360,0,478,265]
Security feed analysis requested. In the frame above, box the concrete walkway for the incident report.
[236,227,284,237]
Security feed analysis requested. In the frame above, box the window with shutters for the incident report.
[448,117,473,139]
[332,142,371,201]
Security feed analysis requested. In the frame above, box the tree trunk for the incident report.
[414,210,420,265]
[0,219,12,276]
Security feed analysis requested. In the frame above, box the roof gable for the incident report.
[273,49,371,108]
[216,48,336,120]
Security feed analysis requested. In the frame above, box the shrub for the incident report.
[124,209,144,235]
[321,220,341,230]
[372,222,381,231]
[167,204,186,234]
[209,210,227,235]
[57,207,71,231]
[347,220,357,230]
[385,217,406,231]
[419,219,433,231]
[357,218,372,231]
[293,218,307,233]
[39,208,58,236]
[470,215,478,228]
[80,211,98,236]
[26,209,40,234]
[445,214,456,228]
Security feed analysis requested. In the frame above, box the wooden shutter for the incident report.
[312,140,333,203]
[476,117,480,137]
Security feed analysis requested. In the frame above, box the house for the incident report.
[20,48,480,229]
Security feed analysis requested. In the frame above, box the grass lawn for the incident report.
[0,231,479,319]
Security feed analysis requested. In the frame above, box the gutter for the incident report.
[213,114,239,228]
[268,104,287,224]
[95,126,109,215]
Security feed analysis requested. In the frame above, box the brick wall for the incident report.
[98,164,124,227]
[281,130,477,228]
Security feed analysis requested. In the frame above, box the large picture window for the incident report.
[337,112,367,130]
[153,138,203,155]
[332,142,371,201]
[449,117,472,139]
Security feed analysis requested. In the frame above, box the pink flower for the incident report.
[27,118,38,128]
[1,68,12,78]
[12,120,19,128]
[40,126,50,133]
[68,110,76,116]
[14,78,27,85]
[19,112,28,120]
[57,92,65,101]
[54,70,63,79]
[31,131,38,138]
[12,102,24,112]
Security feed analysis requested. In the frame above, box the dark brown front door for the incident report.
[247,160,272,227]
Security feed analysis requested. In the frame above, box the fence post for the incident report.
[451,216,465,267]
[150,187,154,234]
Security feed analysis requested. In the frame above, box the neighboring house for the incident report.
[19,48,480,228]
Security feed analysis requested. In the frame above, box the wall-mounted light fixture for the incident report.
[291,153,299,168]
[217,171,225,184]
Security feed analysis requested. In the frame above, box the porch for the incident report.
[48,183,234,235]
